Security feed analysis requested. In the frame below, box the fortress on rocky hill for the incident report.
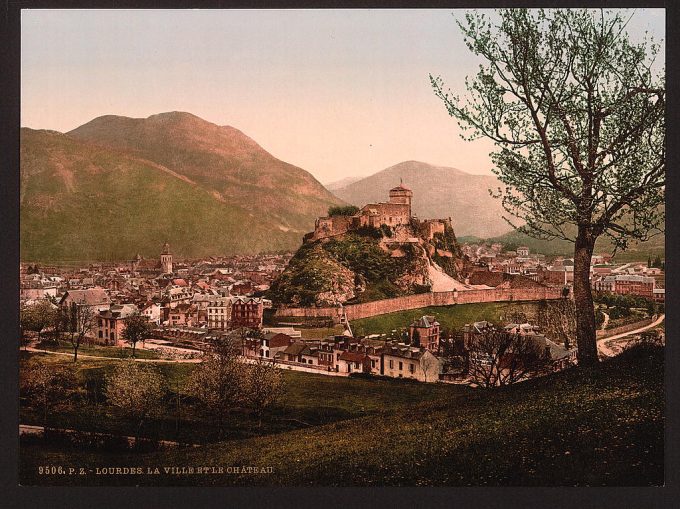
[305,182,451,243]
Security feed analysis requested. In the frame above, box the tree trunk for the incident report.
[573,226,599,366]
[73,345,78,363]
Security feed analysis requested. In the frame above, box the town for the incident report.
[20,205,665,386]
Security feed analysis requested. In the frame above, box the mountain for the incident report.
[68,112,342,234]
[324,176,362,191]
[331,161,511,238]
[20,112,343,261]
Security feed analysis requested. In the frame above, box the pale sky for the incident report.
[21,9,665,183]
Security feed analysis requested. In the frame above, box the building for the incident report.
[306,182,416,242]
[594,274,656,298]
[409,315,441,352]
[161,242,173,274]
[140,302,162,325]
[96,304,139,346]
[244,332,293,359]
[337,351,371,374]
[207,297,231,330]
[229,296,264,328]
[516,246,530,257]
[60,287,111,311]
[381,343,441,382]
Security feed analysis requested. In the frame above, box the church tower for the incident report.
[388,180,413,218]
[161,242,173,274]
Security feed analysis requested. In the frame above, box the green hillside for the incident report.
[20,129,301,261]
[68,112,342,235]
[21,344,664,486]
[21,112,345,261]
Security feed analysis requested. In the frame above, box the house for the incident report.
[140,302,162,325]
[300,344,320,366]
[60,287,111,311]
[409,315,441,352]
[245,332,293,359]
[279,342,309,363]
[337,351,371,374]
[96,304,139,346]
[381,343,441,382]
[168,303,198,327]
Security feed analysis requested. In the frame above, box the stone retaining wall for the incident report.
[275,287,563,322]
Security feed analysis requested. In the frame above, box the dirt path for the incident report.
[597,314,665,357]
[24,346,202,363]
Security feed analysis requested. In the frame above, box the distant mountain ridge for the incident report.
[331,161,512,238]
[20,112,343,261]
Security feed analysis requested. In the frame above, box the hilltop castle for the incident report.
[305,183,452,243]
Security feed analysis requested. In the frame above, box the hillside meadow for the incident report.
[20,344,663,486]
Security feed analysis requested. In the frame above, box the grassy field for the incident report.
[351,301,541,336]
[20,351,466,446]
[35,341,161,360]
[20,344,663,486]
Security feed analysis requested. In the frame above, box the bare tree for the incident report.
[419,352,440,383]
[104,361,167,443]
[60,302,97,362]
[467,329,549,387]
[432,9,664,365]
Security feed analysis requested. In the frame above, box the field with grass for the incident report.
[20,344,663,486]
[20,352,465,446]
[351,301,541,336]
[34,341,161,360]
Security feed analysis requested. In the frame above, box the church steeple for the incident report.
[160,242,173,273]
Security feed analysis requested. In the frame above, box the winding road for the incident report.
[596,314,665,357]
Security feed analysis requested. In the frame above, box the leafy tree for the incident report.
[328,205,360,217]
[122,313,152,358]
[20,300,57,343]
[431,9,664,365]
[185,340,247,434]
[243,357,284,425]
[652,255,662,268]
[20,362,79,426]
[104,361,167,443]
[411,328,421,347]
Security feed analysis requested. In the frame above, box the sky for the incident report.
[21,9,665,184]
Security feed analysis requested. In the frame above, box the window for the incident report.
[389,359,394,369]
[409,363,415,374]
[98,331,103,338]
[399,361,403,371]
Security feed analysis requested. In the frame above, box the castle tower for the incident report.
[161,242,173,274]
[388,180,413,218]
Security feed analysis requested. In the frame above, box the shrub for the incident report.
[328,205,360,217]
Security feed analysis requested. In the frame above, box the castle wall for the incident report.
[275,287,564,322]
